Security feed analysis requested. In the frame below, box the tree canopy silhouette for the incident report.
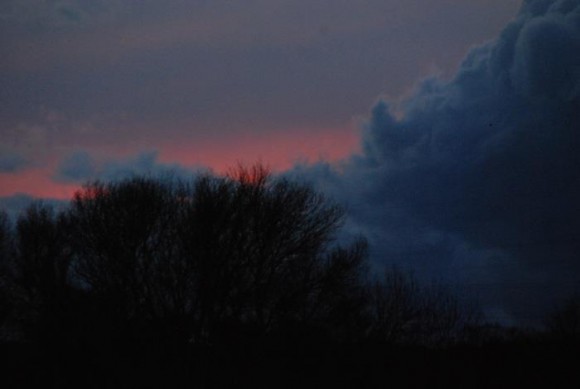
[1,165,578,388]
[51,164,367,345]
[0,164,482,349]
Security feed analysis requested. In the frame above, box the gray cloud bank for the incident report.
[297,0,580,325]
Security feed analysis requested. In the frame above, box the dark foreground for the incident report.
[2,337,578,388]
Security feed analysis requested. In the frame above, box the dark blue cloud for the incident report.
[299,0,580,325]
[361,0,580,253]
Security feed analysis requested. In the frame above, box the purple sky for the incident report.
[1,0,520,197]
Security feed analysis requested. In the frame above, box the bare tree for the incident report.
[61,165,365,345]
[67,177,182,332]
[175,164,355,341]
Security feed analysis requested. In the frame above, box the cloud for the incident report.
[54,151,96,183]
[300,0,580,325]
[99,151,197,181]
[54,150,198,184]
[360,0,580,253]
[2,150,199,221]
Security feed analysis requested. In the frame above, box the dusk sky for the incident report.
[2,0,579,325]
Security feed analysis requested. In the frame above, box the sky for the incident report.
[2,0,579,326]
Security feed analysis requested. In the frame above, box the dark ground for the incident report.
[1,337,578,388]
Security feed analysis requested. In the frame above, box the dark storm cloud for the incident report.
[360,0,580,255]
[299,0,580,325]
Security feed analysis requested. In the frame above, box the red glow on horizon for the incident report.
[0,169,78,200]
[0,125,360,200]
[157,126,360,174]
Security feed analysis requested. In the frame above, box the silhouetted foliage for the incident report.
[0,167,480,350]
[2,204,74,343]
[6,164,576,388]
[53,165,371,348]
[368,267,478,346]
[0,211,10,262]
[0,211,13,336]
[67,177,180,342]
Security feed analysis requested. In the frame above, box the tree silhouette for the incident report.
[0,211,13,337]
[0,211,9,263]
[0,204,73,343]
[0,164,500,387]
[176,165,361,342]
[59,165,369,346]
[369,267,478,345]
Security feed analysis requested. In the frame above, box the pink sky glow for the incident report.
[0,125,360,200]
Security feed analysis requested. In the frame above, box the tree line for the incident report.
[0,164,577,387]
[0,165,477,348]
